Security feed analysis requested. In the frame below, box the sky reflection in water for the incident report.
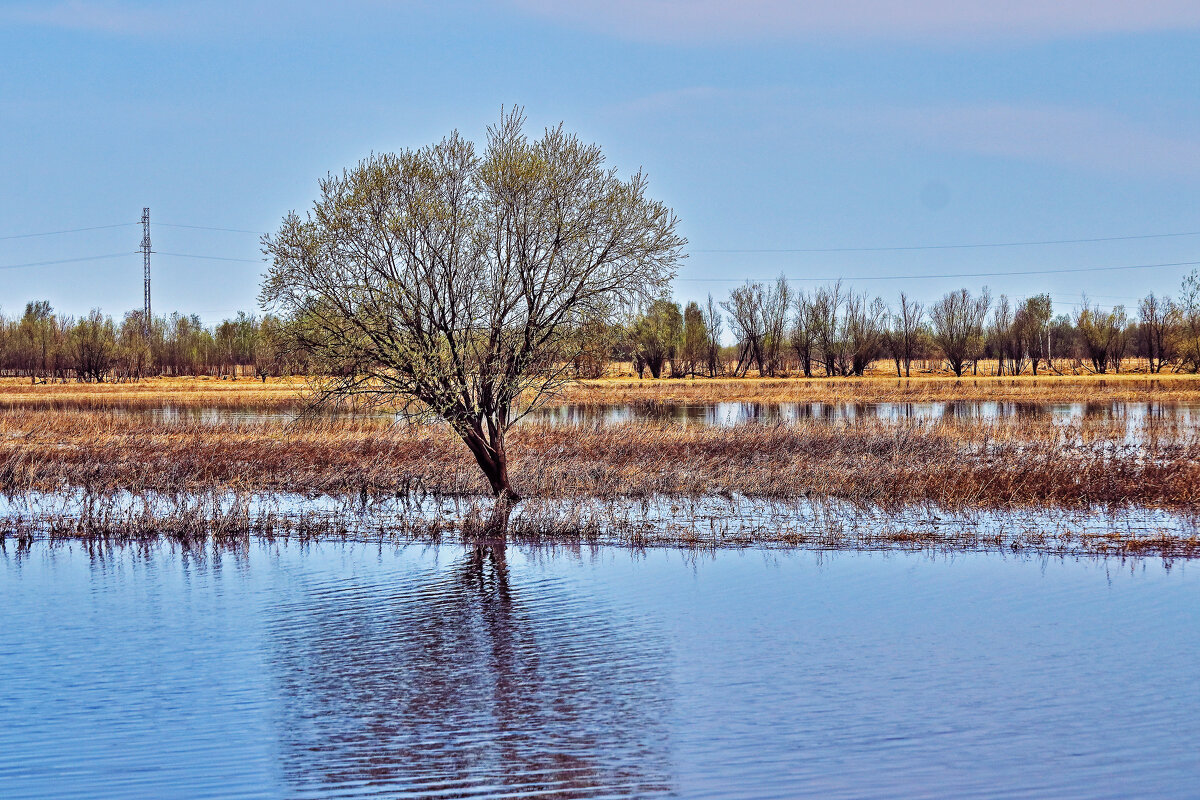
[1,542,1198,799]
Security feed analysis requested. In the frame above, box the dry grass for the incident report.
[0,376,311,411]
[4,372,1200,412]
[2,409,1198,510]
[559,374,1200,406]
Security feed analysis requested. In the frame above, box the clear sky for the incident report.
[2,1,1198,325]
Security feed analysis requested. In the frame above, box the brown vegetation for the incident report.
[2,409,1198,510]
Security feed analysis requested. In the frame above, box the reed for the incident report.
[3,493,1196,559]
[2,409,1198,510]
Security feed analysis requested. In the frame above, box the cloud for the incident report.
[0,1,178,34]
[612,88,1200,177]
[853,104,1200,177]
[508,0,1200,43]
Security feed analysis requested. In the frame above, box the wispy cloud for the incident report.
[508,0,1200,43]
[846,104,1200,177]
[613,88,1200,177]
[0,1,178,35]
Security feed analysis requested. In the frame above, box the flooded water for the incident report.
[527,399,1200,428]
[131,400,1200,430]
[2,541,1198,799]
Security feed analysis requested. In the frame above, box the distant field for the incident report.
[4,369,1200,410]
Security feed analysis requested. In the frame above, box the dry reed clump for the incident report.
[2,409,1199,510]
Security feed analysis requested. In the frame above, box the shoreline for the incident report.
[4,490,1198,559]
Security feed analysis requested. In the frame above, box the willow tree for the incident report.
[261,110,685,502]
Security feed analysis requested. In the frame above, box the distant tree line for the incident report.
[611,268,1200,378]
[0,305,294,382]
[5,269,1200,382]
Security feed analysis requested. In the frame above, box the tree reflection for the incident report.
[270,541,674,798]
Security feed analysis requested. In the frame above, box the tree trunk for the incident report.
[460,425,520,504]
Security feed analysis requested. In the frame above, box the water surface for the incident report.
[2,542,1197,799]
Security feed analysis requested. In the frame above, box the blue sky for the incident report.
[2,0,1199,324]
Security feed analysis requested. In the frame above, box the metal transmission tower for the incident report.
[140,207,152,337]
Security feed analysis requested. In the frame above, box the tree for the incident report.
[722,282,766,376]
[930,288,991,377]
[1139,293,1178,374]
[791,291,817,377]
[73,309,116,382]
[841,291,886,376]
[1075,299,1128,374]
[19,301,58,384]
[760,275,792,376]
[261,110,684,505]
[702,294,723,377]
[1017,294,1052,375]
[677,301,709,377]
[889,292,924,378]
[632,298,683,379]
[1178,270,1200,372]
[810,282,844,377]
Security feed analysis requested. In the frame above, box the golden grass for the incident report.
[2,409,1197,510]
[560,374,1200,406]
[4,371,1200,411]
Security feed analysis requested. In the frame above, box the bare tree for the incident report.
[703,294,723,376]
[760,275,792,376]
[810,282,844,377]
[930,288,991,377]
[261,110,685,505]
[722,282,766,376]
[1017,294,1052,375]
[1138,293,1177,374]
[790,291,817,377]
[841,291,887,376]
[73,309,117,382]
[1075,299,1128,374]
[894,292,924,377]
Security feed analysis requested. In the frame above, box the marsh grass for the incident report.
[2,409,1199,509]
[5,374,1200,555]
[3,491,1197,559]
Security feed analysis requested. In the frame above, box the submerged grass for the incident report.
[4,375,1200,556]
[2,409,1199,509]
[3,492,1196,559]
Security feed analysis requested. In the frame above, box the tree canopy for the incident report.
[261,109,686,502]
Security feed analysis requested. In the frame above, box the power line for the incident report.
[675,259,1200,283]
[0,250,264,271]
[0,253,131,271]
[0,223,137,242]
[156,222,267,235]
[693,230,1200,254]
[157,251,263,263]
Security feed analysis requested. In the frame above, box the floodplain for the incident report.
[2,373,1199,557]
